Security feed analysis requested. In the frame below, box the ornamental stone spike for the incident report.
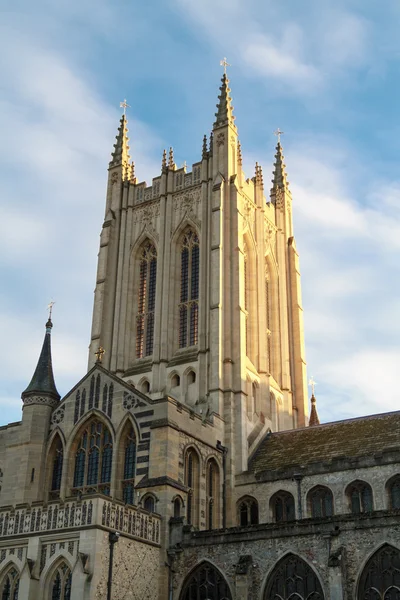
[109,114,131,180]
[168,147,175,169]
[162,148,167,173]
[237,140,242,167]
[202,134,208,160]
[213,72,236,130]
[271,139,289,192]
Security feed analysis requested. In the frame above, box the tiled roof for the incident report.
[22,319,60,401]
[250,411,400,474]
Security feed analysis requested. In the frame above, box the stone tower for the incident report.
[89,72,308,472]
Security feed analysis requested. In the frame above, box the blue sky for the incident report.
[1,0,400,425]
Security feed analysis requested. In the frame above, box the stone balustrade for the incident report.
[0,497,161,546]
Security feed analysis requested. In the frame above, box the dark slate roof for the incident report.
[250,411,400,474]
[22,319,60,401]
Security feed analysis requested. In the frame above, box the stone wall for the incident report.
[95,532,160,600]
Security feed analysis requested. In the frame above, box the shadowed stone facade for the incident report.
[1,71,400,600]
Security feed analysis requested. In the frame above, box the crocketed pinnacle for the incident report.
[109,115,131,180]
[213,73,236,129]
[202,135,208,160]
[129,161,136,184]
[237,140,242,167]
[271,142,289,192]
[22,319,60,402]
[309,394,320,427]
[168,147,175,170]
[255,162,263,187]
[162,149,167,172]
[209,132,214,156]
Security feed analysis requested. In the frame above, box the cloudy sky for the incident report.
[1,0,400,425]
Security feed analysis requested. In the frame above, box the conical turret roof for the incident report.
[309,394,320,427]
[22,319,60,402]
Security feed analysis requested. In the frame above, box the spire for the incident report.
[168,147,175,170]
[214,74,236,129]
[162,149,167,173]
[22,319,60,404]
[109,114,131,179]
[202,135,208,160]
[309,394,320,427]
[271,141,289,192]
[237,140,242,167]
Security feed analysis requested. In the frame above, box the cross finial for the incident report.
[274,128,284,144]
[220,57,230,75]
[120,99,130,116]
[47,300,55,320]
[308,376,317,396]
[95,346,105,363]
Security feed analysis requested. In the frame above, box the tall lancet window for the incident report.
[136,241,157,358]
[73,420,113,496]
[244,243,249,356]
[179,229,200,348]
[265,267,272,373]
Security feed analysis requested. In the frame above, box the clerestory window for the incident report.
[179,230,199,348]
[136,241,157,358]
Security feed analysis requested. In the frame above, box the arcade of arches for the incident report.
[177,545,400,600]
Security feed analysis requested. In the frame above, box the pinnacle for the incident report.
[209,132,214,156]
[202,135,208,160]
[213,73,236,129]
[271,142,289,191]
[162,148,167,173]
[309,394,320,427]
[168,147,175,170]
[22,319,60,403]
[109,114,131,179]
[237,140,242,167]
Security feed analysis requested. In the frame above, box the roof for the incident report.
[250,410,400,475]
[22,319,60,401]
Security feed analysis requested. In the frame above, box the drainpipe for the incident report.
[216,440,228,529]
[293,473,303,519]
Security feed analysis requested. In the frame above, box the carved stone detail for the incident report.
[111,172,119,185]
[133,202,160,225]
[51,408,65,425]
[123,392,147,410]
[216,133,225,147]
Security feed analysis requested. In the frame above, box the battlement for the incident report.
[134,161,202,204]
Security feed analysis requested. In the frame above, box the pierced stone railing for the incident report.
[0,497,160,546]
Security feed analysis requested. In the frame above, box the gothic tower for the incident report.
[89,73,308,475]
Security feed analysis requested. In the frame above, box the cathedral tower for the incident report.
[89,72,308,474]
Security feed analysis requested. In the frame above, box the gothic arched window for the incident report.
[238,496,259,526]
[308,486,333,518]
[143,495,156,512]
[244,243,249,357]
[271,491,295,523]
[73,420,113,496]
[122,425,136,505]
[179,230,199,348]
[264,554,324,600]
[0,567,20,600]
[185,448,200,526]
[358,544,400,600]
[136,241,157,358]
[180,562,232,600]
[206,459,220,530]
[346,480,373,514]
[265,268,272,373]
[388,476,400,509]
[51,437,64,498]
[49,563,72,600]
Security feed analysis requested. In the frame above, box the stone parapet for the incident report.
[0,496,161,546]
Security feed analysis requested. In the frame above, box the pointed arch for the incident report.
[307,485,334,518]
[263,553,324,599]
[243,233,257,366]
[46,431,64,500]
[270,490,295,523]
[265,252,279,381]
[178,227,200,349]
[0,565,20,600]
[132,239,158,359]
[357,543,400,599]
[345,480,373,514]
[115,415,138,504]
[237,495,259,526]
[179,560,232,600]
[206,457,220,529]
[184,446,201,527]
[45,558,72,600]
[386,474,400,509]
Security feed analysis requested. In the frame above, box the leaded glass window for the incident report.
[50,563,72,600]
[51,437,63,494]
[358,544,400,600]
[389,477,400,509]
[143,495,155,512]
[308,486,333,518]
[136,241,157,358]
[347,481,373,514]
[272,491,295,522]
[206,459,220,530]
[238,497,259,527]
[179,230,199,348]
[122,426,136,505]
[264,554,324,600]
[72,420,113,495]
[180,562,232,600]
[0,568,20,600]
[185,449,199,526]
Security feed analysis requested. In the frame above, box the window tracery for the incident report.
[271,491,295,522]
[185,449,199,526]
[308,486,333,518]
[264,554,324,599]
[180,562,232,600]
[346,481,373,514]
[0,567,20,600]
[388,476,400,509]
[136,241,157,358]
[179,230,199,348]
[358,544,400,600]
[122,426,136,505]
[73,420,113,496]
[50,563,72,600]
[206,459,220,530]
[238,496,258,526]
